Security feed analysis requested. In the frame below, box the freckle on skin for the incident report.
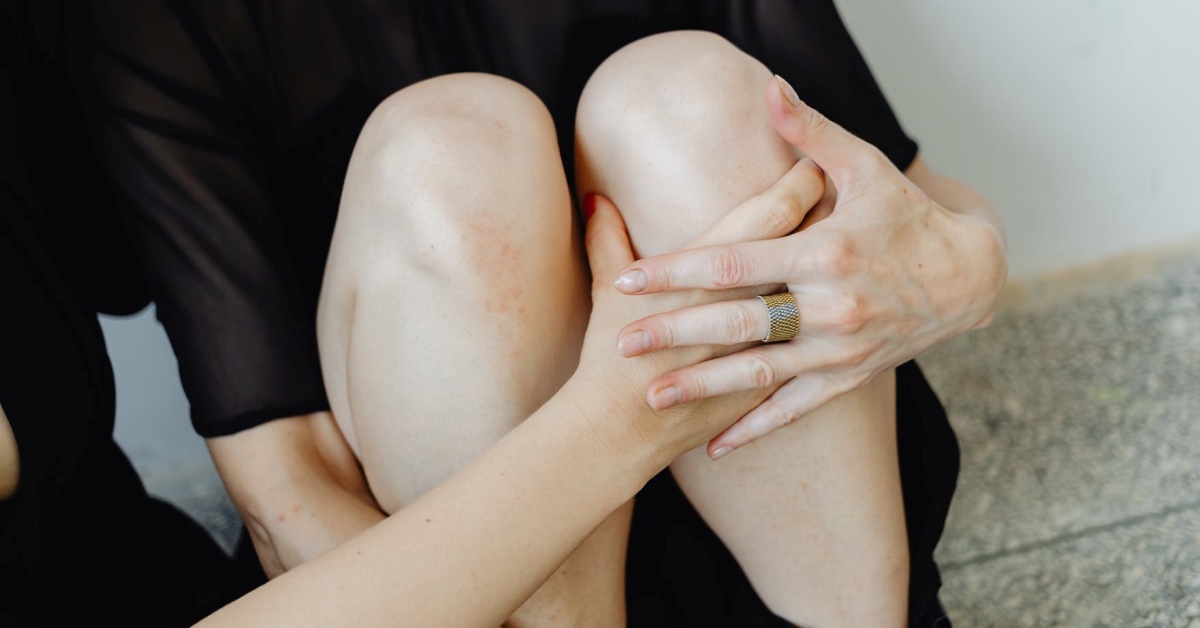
[425,518,432,523]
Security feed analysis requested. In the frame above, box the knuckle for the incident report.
[852,145,890,174]
[744,352,778,389]
[817,236,857,277]
[583,228,606,260]
[764,196,800,234]
[773,405,801,428]
[682,373,707,402]
[718,304,758,344]
[797,160,827,202]
[710,247,749,287]
[653,318,676,349]
[647,263,671,291]
[832,292,869,334]
[802,107,832,142]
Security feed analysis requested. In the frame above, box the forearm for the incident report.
[207,413,385,577]
[197,379,658,628]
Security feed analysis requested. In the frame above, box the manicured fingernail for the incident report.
[617,330,651,357]
[615,269,647,293]
[582,193,597,220]
[710,446,733,460]
[775,75,801,108]
[651,385,681,408]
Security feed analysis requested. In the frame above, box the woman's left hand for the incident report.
[612,75,1008,459]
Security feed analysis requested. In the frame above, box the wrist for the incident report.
[555,372,675,487]
[939,206,1008,331]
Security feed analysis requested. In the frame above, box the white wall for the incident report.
[836,0,1200,279]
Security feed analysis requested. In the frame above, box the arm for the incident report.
[80,1,387,575]
[206,412,383,577]
[198,193,787,627]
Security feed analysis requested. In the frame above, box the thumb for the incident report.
[583,193,635,282]
[767,75,879,192]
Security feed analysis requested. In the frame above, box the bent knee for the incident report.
[334,72,569,276]
[575,31,799,254]
[352,73,559,194]
[577,31,776,150]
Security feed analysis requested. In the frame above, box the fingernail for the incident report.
[775,75,801,108]
[651,385,681,409]
[615,269,647,293]
[617,330,651,357]
[710,446,733,460]
[582,193,597,220]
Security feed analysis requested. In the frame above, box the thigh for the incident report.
[317,73,589,513]
[576,31,908,626]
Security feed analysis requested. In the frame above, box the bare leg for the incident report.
[575,32,908,627]
[317,73,628,628]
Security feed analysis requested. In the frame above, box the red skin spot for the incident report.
[277,514,286,522]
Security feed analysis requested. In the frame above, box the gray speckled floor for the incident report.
[144,243,1200,626]
[918,243,1200,627]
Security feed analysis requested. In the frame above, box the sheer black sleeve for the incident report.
[716,0,919,170]
[81,1,330,437]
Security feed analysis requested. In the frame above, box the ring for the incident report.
[756,293,799,343]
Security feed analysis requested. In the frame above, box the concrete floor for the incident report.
[919,242,1200,627]
[121,242,1200,626]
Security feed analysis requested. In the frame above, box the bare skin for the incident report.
[198,197,784,628]
[312,31,945,627]
[0,403,18,501]
[197,27,1003,628]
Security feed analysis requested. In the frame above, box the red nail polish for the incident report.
[582,193,596,220]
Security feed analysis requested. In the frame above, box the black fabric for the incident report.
[66,1,953,625]
[77,0,919,439]
[0,173,262,628]
[0,3,266,624]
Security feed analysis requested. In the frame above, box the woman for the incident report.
[82,3,1005,626]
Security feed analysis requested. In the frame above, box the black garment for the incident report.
[75,1,957,625]
[0,3,265,625]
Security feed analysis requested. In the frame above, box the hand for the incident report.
[611,75,1007,459]
[571,169,823,463]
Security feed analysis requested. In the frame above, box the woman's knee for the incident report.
[575,31,799,254]
[333,72,571,278]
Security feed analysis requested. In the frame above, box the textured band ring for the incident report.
[756,292,800,343]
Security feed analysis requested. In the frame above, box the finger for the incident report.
[582,193,635,281]
[688,157,825,249]
[614,238,802,294]
[617,298,773,357]
[768,75,887,193]
[707,373,847,458]
[643,344,802,411]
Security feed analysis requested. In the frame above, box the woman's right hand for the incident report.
[571,164,823,465]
